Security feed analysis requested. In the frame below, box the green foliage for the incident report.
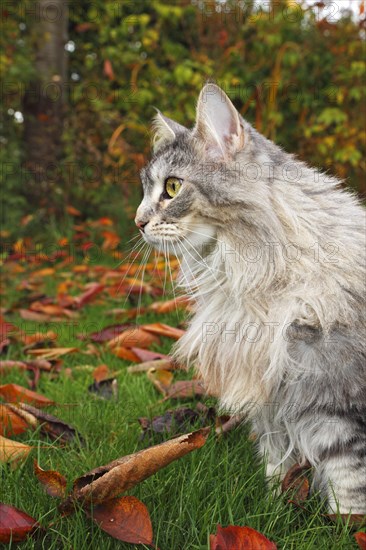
[1,0,365,229]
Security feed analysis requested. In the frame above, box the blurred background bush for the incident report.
[1,0,365,234]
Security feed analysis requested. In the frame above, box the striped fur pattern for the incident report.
[136,84,366,514]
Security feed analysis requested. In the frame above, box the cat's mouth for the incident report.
[141,221,217,257]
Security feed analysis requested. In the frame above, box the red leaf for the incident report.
[355,532,366,550]
[0,503,38,543]
[210,525,277,550]
[74,283,104,309]
[131,348,170,363]
[89,496,153,545]
[0,404,29,436]
[0,384,54,407]
[104,59,115,81]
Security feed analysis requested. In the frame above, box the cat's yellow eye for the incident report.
[165,177,182,198]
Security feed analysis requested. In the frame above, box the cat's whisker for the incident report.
[120,242,151,311]
[114,237,147,297]
[180,237,229,298]
[136,243,152,319]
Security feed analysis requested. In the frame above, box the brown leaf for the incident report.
[103,59,115,81]
[61,427,210,508]
[355,532,366,550]
[0,404,29,436]
[88,496,153,545]
[142,323,185,340]
[0,503,38,543]
[139,407,201,438]
[215,415,242,435]
[149,296,190,314]
[108,327,160,349]
[326,514,366,527]
[282,462,311,504]
[0,384,54,407]
[164,380,207,400]
[130,348,170,362]
[34,461,67,498]
[209,524,277,550]
[0,435,32,466]
[17,403,84,444]
[147,368,174,395]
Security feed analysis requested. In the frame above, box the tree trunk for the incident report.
[23,0,68,208]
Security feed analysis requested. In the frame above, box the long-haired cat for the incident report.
[135,83,366,515]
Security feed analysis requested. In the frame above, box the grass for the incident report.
[0,224,363,550]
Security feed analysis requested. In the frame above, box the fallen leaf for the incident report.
[88,496,153,545]
[147,368,174,395]
[139,407,201,438]
[92,365,110,382]
[34,461,67,498]
[0,435,32,465]
[164,380,207,400]
[108,327,160,349]
[209,524,277,550]
[130,348,170,362]
[0,503,38,543]
[127,358,176,374]
[61,427,210,508]
[88,378,118,400]
[282,462,311,504]
[74,283,105,309]
[26,347,78,361]
[355,532,366,550]
[0,384,54,407]
[215,415,243,436]
[142,323,185,340]
[81,324,132,343]
[326,514,366,527]
[16,403,83,444]
[149,296,190,314]
[0,404,29,436]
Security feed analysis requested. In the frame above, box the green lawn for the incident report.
[0,229,362,550]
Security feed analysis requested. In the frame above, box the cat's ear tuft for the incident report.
[194,83,244,159]
[151,110,186,153]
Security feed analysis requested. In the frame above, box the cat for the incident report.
[135,83,366,515]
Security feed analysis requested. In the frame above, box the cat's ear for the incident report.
[151,110,186,153]
[194,83,244,159]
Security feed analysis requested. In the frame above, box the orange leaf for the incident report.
[0,404,29,436]
[142,323,185,340]
[210,525,277,550]
[355,532,366,550]
[26,347,78,360]
[74,283,105,309]
[0,503,38,543]
[0,435,32,466]
[147,368,174,395]
[92,365,110,383]
[149,296,190,314]
[104,59,115,80]
[34,461,67,498]
[0,384,54,407]
[89,496,153,545]
[66,205,82,216]
[108,327,160,349]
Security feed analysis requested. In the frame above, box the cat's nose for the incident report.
[136,220,148,232]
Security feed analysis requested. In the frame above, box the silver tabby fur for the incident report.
[136,83,366,514]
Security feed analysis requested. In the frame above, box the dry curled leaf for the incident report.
[88,496,154,546]
[108,327,160,349]
[164,380,207,400]
[17,403,84,444]
[0,503,38,543]
[34,461,67,498]
[142,323,185,340]
[210,524,277,550]
[147,368,174,395]
[61,427,210,509]
[127,358,176,374]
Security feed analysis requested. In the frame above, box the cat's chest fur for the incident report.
[175,248,276,412]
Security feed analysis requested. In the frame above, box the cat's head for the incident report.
[135,83,248,255]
